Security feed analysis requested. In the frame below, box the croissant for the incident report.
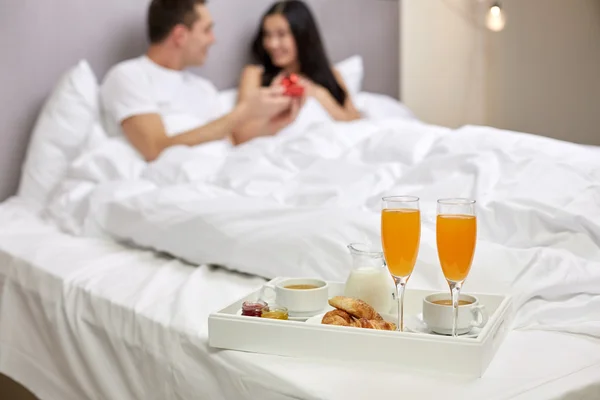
[321,309,354,326]
[321,303,396,331]
[328,296,383,321]
[352,318,396,331]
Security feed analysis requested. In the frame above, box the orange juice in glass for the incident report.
[436,199,477,337]
[382,209,421,277]
[436,214,477,282]
[381,196,421,332]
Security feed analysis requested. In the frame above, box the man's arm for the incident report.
[232,67,302,145]
[121,103,249,162]
[122,87,292,161]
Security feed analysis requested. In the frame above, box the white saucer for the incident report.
[305,312,398,326]
[287,308,331,321]
[405,314,481,338]
[237,308,330,322]
[305,313,327,325]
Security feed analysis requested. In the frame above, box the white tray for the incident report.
[208,279,513,377]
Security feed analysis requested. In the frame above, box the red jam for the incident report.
[241,301,267,317]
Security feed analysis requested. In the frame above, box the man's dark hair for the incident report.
[147,0,206,44]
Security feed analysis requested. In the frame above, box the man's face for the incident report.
[181,4,215,67]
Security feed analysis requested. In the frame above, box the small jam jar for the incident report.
[261,305,289,320]
[241,300,267,317]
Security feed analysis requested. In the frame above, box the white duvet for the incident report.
[45,111,600,340]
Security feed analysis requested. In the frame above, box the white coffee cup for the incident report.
[259,278,329,316]
[422,293,489,335]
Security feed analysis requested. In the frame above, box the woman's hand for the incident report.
[297,76,323,98]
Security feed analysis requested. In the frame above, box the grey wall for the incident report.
[0,0,400,201]
[0,0,150,202]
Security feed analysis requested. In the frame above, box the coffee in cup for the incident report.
[284,284,320,290]
[422,293,488,335]
[259,278,328,316]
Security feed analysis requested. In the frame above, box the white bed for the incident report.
[3,1,600,397]
[2,62,600,399]
[1,198,600,400]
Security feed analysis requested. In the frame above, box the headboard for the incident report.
[0,0,400,201]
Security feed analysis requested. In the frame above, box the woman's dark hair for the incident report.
[252,0,347,106]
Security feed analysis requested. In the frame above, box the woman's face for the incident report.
[262,14,298,69]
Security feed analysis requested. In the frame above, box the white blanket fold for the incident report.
[45,117,600,338]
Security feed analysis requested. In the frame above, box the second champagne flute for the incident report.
[436,198,477,337]
[381,196,421,332]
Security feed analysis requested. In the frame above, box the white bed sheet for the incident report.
[1,198,600,400]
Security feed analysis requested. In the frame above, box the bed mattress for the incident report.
[1,198,599,400]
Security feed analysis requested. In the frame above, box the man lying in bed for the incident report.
[100,0,294,161]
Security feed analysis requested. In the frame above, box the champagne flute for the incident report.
[381,196,421,332]
[436,198,477,337]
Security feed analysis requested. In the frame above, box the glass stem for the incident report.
[395,277,408,332]
[449,281,463,337]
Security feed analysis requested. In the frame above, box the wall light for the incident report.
[486,2,506,32]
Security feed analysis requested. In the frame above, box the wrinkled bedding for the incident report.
[44,116,600,340]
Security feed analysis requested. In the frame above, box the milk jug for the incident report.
[344,243,395,314]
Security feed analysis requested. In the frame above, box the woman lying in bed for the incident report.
[232,0,361,144]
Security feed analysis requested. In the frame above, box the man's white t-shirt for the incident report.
[100,56,224,138]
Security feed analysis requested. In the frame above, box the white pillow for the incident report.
[335,55,364,97]
[218,88,238,116]
[355,92,418,120]
[217,55,364,114]
[18,60,99,208]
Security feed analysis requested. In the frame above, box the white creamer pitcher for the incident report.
[344,243,396,314]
